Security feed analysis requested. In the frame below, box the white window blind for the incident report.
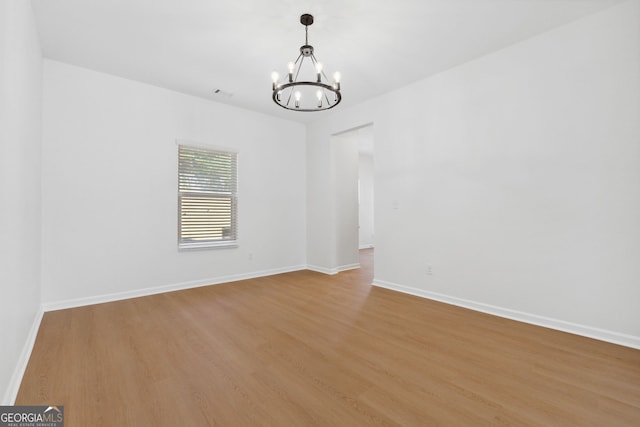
[178,145,237,249]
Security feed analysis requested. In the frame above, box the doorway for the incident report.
[331,124,374,273]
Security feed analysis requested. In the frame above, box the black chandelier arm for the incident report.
[323,91,331,106]
[294,53,303,66]
[309,54,334,85]
[293,55,304,83]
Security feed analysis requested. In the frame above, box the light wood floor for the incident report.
[17,249,640,425]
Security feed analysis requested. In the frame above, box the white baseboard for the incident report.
[306,265,338,275]
[337,263,360,273]
[307,263,360,275]
[42,265,307,312]
[373,279,640,350]
[3,307,44,405]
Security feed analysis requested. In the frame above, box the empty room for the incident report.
[1,0,639,425]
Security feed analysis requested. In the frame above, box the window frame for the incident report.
[177,141,238,250]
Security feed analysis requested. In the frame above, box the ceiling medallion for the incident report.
[271,14,341,112]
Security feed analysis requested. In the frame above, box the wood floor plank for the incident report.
[16,249,640,425]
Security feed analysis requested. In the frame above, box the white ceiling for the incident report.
[31,0,624,123]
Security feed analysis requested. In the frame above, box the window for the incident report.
[178,144,237,249]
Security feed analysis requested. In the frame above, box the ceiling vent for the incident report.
[212,89,233,98]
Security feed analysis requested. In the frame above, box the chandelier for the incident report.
[271,14,341,112]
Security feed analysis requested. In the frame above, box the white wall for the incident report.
[359,153,374,249]
[307,1,640,346]
[41,60,307,306]
[0,1,43,403]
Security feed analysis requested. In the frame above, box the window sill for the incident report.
[179,241,238,251]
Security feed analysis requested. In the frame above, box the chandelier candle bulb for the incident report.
[271,14,341,111]
[294,90,301,108]
[288,62,295,82]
